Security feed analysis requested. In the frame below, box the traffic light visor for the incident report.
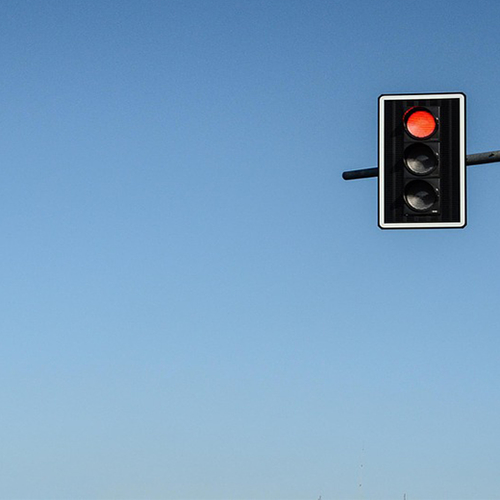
[404,108,437,139]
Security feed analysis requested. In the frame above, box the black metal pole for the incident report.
[342,150,500,180]
[342,167,378,180]
[467,150,500,166]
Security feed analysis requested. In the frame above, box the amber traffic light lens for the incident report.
[404,108,437,139]
[404,143,438,175]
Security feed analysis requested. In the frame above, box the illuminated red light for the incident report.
[404,108,437,139]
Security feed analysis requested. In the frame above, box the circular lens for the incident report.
[404,143,438,175]
[404,180,438,212]
[404,108,437,139]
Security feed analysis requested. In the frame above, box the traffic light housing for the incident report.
[378,93,466,229]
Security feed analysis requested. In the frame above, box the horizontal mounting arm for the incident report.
[342,150,500,180]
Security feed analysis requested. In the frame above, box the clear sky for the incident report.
[1,1,500,499]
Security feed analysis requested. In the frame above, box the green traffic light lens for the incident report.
[404,143,438,175]
[404,180,438,212]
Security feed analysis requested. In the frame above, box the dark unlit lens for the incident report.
[404,143,438,175]
[404,180,438,211]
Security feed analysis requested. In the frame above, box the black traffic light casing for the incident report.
[378,93,466,229]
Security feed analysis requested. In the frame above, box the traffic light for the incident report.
[378,93,466,229]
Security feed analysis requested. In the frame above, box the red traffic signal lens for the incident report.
[404,108,437,139]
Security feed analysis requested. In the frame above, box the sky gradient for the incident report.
[1,1,500,499]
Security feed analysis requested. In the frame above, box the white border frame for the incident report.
[378,93,466,229]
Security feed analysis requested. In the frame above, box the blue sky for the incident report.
[1,1,500,499]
